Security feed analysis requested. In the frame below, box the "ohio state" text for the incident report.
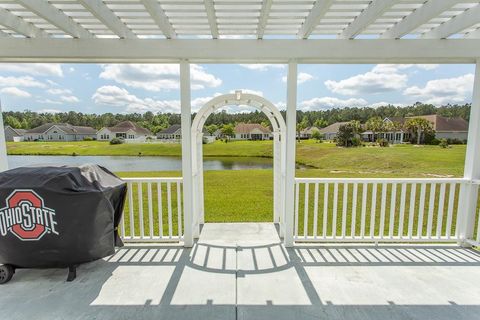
[0,203,58,236]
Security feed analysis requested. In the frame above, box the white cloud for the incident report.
[92,85,180,113]
[47,88,72,95]
[367,101,407,109]
[46,80,59,86]
[239,64,285,71]
[37,99,62,105]
[231,89,264,97]
[99,64,222,91]
[299,97,368,110]
[60,95,80,103]
[403,74,474,106]
[0,87,31,98]
[282,72,314,84]
[38,108,62,113]
[324,64,439,96]
[0,64,63,77]
[0,76,46,88]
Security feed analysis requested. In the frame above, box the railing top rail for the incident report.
[122,177,183,182]
[294,177,467,184]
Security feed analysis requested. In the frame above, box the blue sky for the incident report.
[0,63,475,114]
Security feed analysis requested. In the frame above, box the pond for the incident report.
[7,155,273,172]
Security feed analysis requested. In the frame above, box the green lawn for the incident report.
[7,140,466,177]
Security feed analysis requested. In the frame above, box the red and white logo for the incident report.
[0,189,59,241]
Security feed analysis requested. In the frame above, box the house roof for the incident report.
[319,122,349,134]
[300,127,320,134]
[26,123,96,135]
[234,123,271,134]
[158,124,181,135]
[406,115,469,132]
[106,121,152,135]
[5,126,27,136]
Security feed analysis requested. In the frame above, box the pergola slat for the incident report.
[204,0,219,39]
[78,0,137,39]
[257,0,273,39]
[141,0,176,39]
[297,0,335,39]
[339,0,396,39]
[0,7,47,38]
[17,0,93,38]
[422,4,480,39]
[381,0,459,39]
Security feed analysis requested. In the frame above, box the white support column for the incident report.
[0,102,8,172]
[273,131,280,223]
[180,60,193,247]
[284,61,297,247]
[458,59,480,245]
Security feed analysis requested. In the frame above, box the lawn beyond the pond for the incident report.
[8,140,466,176]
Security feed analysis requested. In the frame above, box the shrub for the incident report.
[439,138,449,148]
[83,136,93,141]
[351,137,362,147]
[377,138,389,147]
[447,138,464,145]
[109,137,124,145]
[428,138,440,145]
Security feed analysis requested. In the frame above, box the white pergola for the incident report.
[0,0,479,248]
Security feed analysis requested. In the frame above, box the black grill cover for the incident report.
[0,164,126,268]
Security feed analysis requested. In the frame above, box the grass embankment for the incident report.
[7,140,466,177]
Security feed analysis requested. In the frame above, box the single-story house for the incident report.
[299,126,320,139]
[234,123,272,140]
[4,126,26,142]
[407,115,468,142]
[97,121,152,142]
[157,124,181,141]
[24,123,96,141]
[318,122,349,140]
[362,117,410,144]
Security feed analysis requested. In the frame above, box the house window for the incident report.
[128,135,135,139]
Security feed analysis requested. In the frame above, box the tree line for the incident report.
[2,102,471,134]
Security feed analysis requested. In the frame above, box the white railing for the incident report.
[470,181,480,247]
[120,177,183,242]
[294,177,467,243]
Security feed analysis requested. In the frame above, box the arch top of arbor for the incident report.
[192,91,286,135]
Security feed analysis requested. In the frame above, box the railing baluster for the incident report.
[167,182,172,239]
[379,183,387,239]
[476,207,480,243]
[398,183,406,238]
[436,183,446,239]
[427,183,436,239]
[408,183,416,239]
[446,183,456,239]
[177,181,182,238]
[294,182,299,239]
[418,183,427,238]
[148,182,153,239]
[370,183,377,238]
[351,183,358,238]
[128,182,134,239]
[341,183,348,238]
[388,183,397,239]
[138,182,144,239]
[157,182,163,238]
[304,183,309,239]
[360,183,367,239]
[313,183,319,239]
[323,183,329,239]
[332,183,338,239]
[120,202,126,239]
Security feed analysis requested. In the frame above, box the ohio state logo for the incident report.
[0,189,59,241]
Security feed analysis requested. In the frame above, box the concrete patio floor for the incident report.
[1,223,480,320]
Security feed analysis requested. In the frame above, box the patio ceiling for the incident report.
[0,0,479,63]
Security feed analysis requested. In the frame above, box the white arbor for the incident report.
[190,92,287,238]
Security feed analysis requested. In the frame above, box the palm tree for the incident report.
[365,117,384,142]
[405,118,434,144]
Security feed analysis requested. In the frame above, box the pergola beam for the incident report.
[78,0,136,39]
[339,0,396,39]
[381,0,458,39]
[204,0,219,39]
[141,0,176,39]
[0,38,479,63]
[298,0,335,39]
[257,0,273,39]
[422,4,480,39]
[0,7,47,38]
[466,28,480,39]
[17,0,93,38]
